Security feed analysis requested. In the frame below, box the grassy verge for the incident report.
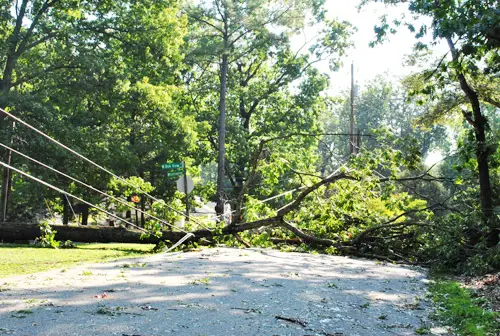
[0,243,154,278]
[429,279,499,336]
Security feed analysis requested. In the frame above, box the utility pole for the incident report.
[349,62,355,155]
[183,161,190,222]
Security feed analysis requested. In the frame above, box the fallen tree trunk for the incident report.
[0,217,327,248]
[0,223,165,244]
[0,219,418,265]
[0,222,255,245]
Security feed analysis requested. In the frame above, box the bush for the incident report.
[424,213,500,275]
[430,280,499,336]
[34,220,59,248]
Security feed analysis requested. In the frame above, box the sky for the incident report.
[296,0,449,94]
[292,0,449,165]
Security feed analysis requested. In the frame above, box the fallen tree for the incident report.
[0,166,452,264]
[0,222,164,244]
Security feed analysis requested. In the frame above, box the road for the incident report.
[0,248,451,336]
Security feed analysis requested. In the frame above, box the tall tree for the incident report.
[185,0,352,218]
[0,0,189,219]
[363,0,500,246]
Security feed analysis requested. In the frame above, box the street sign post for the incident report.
[162,161,193,221]
[161,162,183,170]
[167,170,183,178]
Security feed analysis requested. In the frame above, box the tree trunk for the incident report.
[140,199,145,227]
[125,195,132,227]
[446,37,498,246]
[0,223,164,244]
[62,194,70,225]
[1,121,14,221]
[0,0,31,221]
[81,207,89,225]
[215,51,229,218]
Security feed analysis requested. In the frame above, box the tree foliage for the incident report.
[0,0,497,275]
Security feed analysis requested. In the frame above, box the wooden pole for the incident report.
[350,63,355,155]
[183,161,190,222]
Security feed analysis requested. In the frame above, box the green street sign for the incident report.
[167,171,184,178]
[162,162,183,170]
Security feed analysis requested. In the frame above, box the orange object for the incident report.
[131,195,140,203]
[93,292,108,299]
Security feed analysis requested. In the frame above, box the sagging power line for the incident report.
[0,107,210,230]
[0,142,184,232]
[0,158,195,251]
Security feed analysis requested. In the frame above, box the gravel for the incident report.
[0,247,452,336]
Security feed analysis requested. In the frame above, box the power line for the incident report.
[0,108,210,230]
[208,158,351,222]
[0,142,184,232]
[0,158,196,250]
[0,159,152,234]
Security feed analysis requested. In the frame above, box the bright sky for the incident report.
[297,0,449,94]
[292,0,449,165]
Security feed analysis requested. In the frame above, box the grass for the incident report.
[429,280,499,336]
[0,243,154,278]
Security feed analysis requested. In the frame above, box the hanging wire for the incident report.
[1,158,201,251]
[164,232,195,253]
[0,142,185,232]
[0,159,157,234]
[0,108,210,230]
[64,194,77,219]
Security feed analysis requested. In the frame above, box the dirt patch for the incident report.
[463,272,500,312]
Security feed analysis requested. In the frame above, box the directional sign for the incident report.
[162,162,183,170]
[177,176,194,194]
[167,167,183,174]
[167,171,184,178]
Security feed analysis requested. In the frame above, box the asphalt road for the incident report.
[0,248,451,336]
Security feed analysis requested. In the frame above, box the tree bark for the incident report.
[62,194,70,225]
[0,0,29,221]
[215,49,229,218]
[446,37,498,247]
[0,121,14,221]
[0,223,163,244]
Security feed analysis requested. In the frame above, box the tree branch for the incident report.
[483,96,500,109]
[280,220,339,247]
[352,221,437,246]
[187,14,224,34]
[11,64,81,87]
[17,0,61,54]
[277,172,356,217]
